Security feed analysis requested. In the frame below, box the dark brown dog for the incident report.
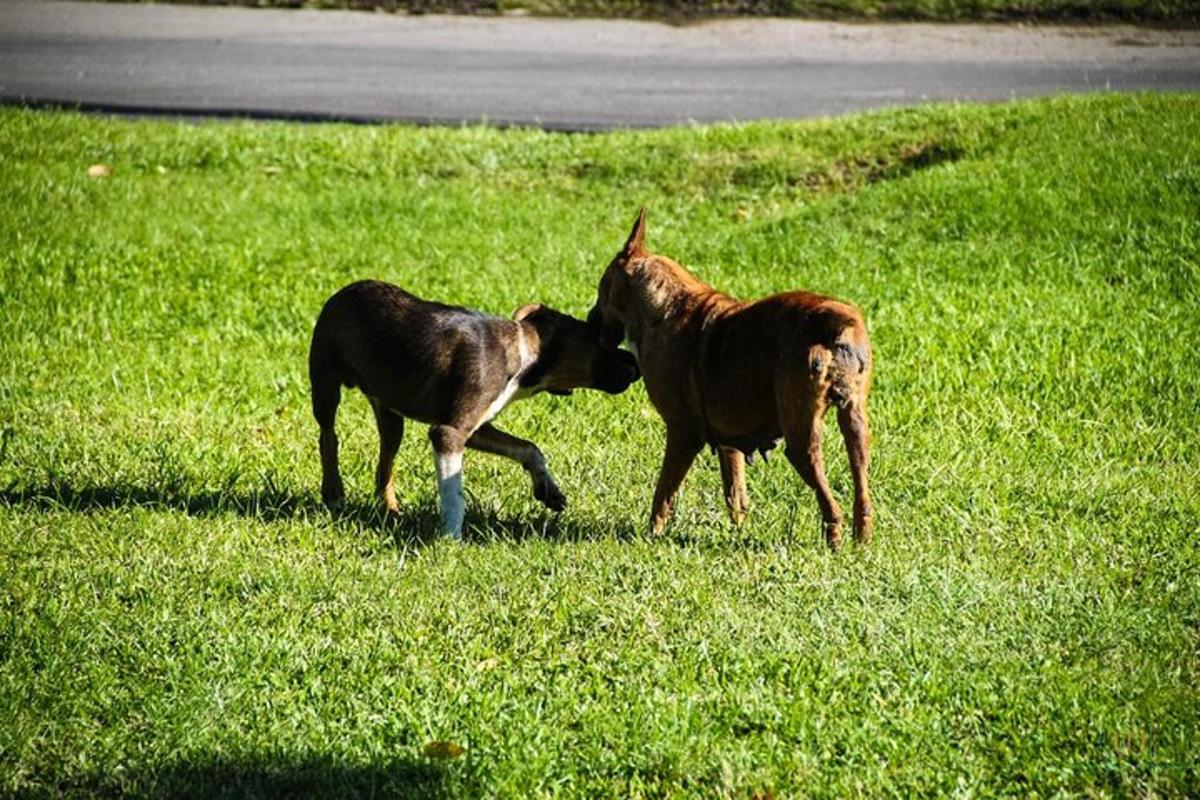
[587,211,873,548]
[309,280,639,538]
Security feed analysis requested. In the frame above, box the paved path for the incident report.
[2,0,1197,130]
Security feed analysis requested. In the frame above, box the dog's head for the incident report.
[585,208,647,350]
[514,304,639,396]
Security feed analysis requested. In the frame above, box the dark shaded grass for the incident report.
[13,755,452,800]
[0,480,632,546]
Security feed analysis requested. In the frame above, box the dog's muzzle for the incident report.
[594,349,640,394]
[587,308,624,350]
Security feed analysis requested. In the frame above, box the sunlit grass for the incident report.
[1,94,1198,797]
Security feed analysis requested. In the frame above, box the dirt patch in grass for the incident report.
[792,139,967,190]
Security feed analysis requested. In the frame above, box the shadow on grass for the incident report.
[17,753,469,800]
[0,478,635,547]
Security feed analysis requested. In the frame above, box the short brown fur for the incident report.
[587,210,873,548]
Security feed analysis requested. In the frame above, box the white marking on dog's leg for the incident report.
[435,449,465,539]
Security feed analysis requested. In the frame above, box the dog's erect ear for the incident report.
[514,303,543,321]
[622,207,647,258]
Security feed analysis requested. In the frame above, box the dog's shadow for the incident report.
[333,493,635,547]
[19,752,465,800]
[0,478,633,548]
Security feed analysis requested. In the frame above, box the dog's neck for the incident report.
[511,320,539,379]
[628,255,732,335]
[515,318,563,393]
[480,321,538,423]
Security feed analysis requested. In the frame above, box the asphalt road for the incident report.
[2,0,1198,130]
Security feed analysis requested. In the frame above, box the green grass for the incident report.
[112,0,1200,25]
[1,93,1198,797]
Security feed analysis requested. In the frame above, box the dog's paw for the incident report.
[823,521,843,551]
[321,478,346,511]
[535,480,567,513]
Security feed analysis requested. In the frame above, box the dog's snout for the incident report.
[621,352,640,383]
[594,348,640,394]
[586,308,623,350]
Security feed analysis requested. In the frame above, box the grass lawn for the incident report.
[1,93,1198,797]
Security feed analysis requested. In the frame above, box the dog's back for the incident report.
[703,292,871,418]
[309,280,507,427]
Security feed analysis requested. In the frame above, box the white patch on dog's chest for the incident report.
[479,325,534,427]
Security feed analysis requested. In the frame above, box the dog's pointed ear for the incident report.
[623,207,647,258]
[513,303,542,321]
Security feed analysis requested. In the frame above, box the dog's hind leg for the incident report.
[310,358,345,511]
[782,398,843,550]
[837,401,873,544]
[649,428,703,536]
[370,399,405,514]
[466,423,566,512]
[718,447,749,525]
[429,425,468,539]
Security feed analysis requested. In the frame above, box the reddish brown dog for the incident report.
[587,210,873,548]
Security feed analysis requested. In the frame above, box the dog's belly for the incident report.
[354,369,479,428]
[360,373,526,432]
[347,345,513,429]
[709,419,782,460]
[701,380,781,457]
[360,391,441,426]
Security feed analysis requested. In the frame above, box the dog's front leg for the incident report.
[466,423,566,512]
[649,428,703,536]
[429,425,468,538]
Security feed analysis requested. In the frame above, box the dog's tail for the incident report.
[805,314,871,410]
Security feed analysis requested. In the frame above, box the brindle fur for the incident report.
[310,280,639,537]
[587,211,873,548]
